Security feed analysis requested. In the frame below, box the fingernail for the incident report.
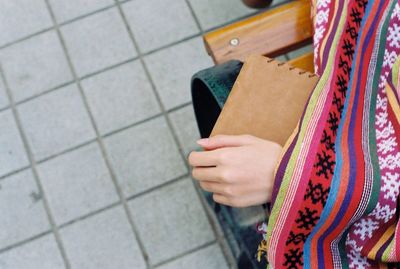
[196,138,208,145]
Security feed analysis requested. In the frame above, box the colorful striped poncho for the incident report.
[256,0,400,268]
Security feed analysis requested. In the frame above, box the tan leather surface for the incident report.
[210,54,319,146]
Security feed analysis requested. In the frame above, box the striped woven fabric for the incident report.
[256,0,400,268]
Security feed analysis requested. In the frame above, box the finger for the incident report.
[188,150,220,167]
[191,167,222,182]
[198,181,226,194]
[212,193,251,208]
[196,134,255,150]
[212,193,234,206]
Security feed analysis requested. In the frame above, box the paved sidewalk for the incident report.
[0,0,309,268]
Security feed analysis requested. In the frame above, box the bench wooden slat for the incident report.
[288,51,314,73]
[203,0,313,64]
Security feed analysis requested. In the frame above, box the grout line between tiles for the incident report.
[0,173,190,255]
[53,3,116,26]
[152,239,217,268]
[0,230,53,255]
[125,174,189,202]
[184,0,204,33]
[182,2,240,267]
[2,5,200,63]
[141,32,202,56]
[166,101,193,114]
[0,27,54,50]
[201,11,259,34]
[100,113,162,138]
[34,139,96,165]
[43,0,152,268]
[35,112,162,164]
[0,64,71,269]
[57,201,121,230]
[0,165,31,181]
[0,0,287,58]
[5,35,200,110]
[57,174,188,231]
[1,3,267,115]
[0,2,117,50]
[114,3,201,269]
[0,1,296,266]
[12,56,138,107]
[187,0,294,36]
[0,105,192,183]
[33,112,163,166]
[114,1,234,268]
[0,105,11,113]
[5,30,202,110]
[14,80,76,106]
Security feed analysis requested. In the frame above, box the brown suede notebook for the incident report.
[210,54,319,146]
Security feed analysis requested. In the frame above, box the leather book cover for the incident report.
[210,54,319,146]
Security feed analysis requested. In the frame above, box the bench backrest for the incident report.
[203,0,314,72]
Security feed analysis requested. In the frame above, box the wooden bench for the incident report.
[203,0,314,72]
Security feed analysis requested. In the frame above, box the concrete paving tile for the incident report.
[0,0,53,46]
[37,142,119,225]
[82,61,160,135]
[60,206,146,269]
[0,109,29,177]
[155,243,228,269]
[0,77,9,110]
[0,234,64,269]
[61,8,137,77]
[17,84,96,161]
[188,0,254,31]
[104,116,187,197]
[0,169,50,249]
[145,37,212,110]
[122,0,199,53]
[169,104,201,156]
[128,178,215,265]
[0,31,73,102]
[49,0,114,23]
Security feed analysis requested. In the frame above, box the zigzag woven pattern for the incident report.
[256,1,400,268]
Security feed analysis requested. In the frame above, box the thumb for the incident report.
[196,134,254,150]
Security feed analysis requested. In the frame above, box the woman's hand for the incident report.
[188,134,283,208]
